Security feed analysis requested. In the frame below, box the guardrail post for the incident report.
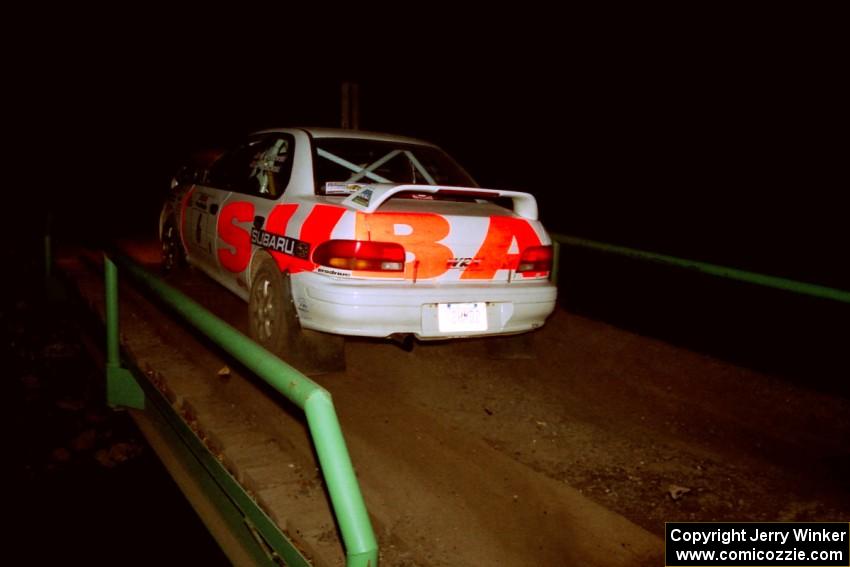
[305,391,378,567]
[104,255,145,409]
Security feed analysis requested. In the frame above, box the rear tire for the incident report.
[249,257,292,355]
[249,256,345,373]
[161,221,185,274]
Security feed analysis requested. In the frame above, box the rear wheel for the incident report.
[249,256,345,373]
[249,258,290,354]
[161,221,185,273]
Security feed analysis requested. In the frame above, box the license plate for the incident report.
[437,302,487,333]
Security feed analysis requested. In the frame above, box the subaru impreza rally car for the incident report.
[160,128,557,365]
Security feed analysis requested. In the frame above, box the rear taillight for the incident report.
[516,245,553,273]
[312,240,405,272]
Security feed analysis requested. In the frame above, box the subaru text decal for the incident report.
[250,227,310,259]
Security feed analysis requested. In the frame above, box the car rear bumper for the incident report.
[290,272,557,339]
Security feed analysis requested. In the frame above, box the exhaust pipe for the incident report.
[389,333,415,352]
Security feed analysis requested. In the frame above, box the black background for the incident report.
[9,8,846,290]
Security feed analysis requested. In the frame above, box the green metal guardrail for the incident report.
[550,233,850,305]
[104,252,378,567]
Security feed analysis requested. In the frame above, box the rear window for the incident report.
[313,138,477,195]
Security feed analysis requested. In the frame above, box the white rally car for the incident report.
[161,128,557,366]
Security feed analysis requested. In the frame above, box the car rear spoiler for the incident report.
[341,184,539,220]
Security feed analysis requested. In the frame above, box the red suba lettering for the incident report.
[265,203,298,272]
[461,216,542,279]
[217,201,254,272]
[355,212,452,279]
[264,204,346,273]
[296,205,346,272]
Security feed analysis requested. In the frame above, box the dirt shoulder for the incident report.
[352,310,850,535]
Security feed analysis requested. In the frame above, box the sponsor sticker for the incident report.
[447,257,482,269]
[250,227,310,259]
[195,193,209,210]
[351,188,374,207]
[325,182,363,195]
[316,266,352,278]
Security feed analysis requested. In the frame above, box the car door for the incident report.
[182,184,227,273]
[209,133,297,296]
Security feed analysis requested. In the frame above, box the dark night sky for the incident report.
[12,9,847,288]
